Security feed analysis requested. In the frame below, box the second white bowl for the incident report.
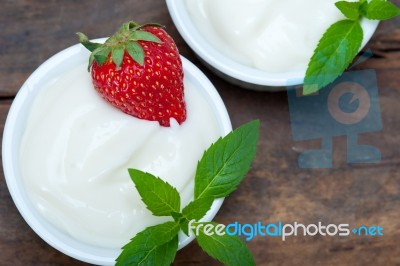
[166,0,379,91]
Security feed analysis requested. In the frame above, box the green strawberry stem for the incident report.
[77,21,163,70]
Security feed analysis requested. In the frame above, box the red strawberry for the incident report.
[77,21,186,126]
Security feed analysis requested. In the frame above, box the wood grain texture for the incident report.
[1,0,399,265]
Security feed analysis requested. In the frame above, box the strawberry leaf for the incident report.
[121,21,139,31]
[92,46,111,66]
[303,19,363,95]
[126,42,144,65]
[76,32,101,52]
[78,22,165,69]
[335,1,361,20]
[194,120,259,199]
[128,169,181,216]
[116,221,179,266]
[88,53,95,71]
[112,46,125,69]
[360,0,400,20]
[130,30,162,43]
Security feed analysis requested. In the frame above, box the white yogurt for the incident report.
[185,0,346,73]
[19,63,220,248]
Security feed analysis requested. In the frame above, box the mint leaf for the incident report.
[118,237,178,266]
[119,120,260,264]
[335,1,361,20]
[304,19,363,95]
[360,0,400,20]
[194,120,259,199]
[116,221,179,266]
[196,222,255,266]
[128,169,180,216]
[180,197,214,235]
[171,211,183,222]
[182,197,214,221]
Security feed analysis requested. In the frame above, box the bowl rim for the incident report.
[2,38,232,265]
[166,0,380,87]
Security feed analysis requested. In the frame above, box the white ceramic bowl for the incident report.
[2,39,232,265]
[166,0,380,91]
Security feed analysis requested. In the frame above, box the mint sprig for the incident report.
[303,0,400,95]
[116,120,260,266]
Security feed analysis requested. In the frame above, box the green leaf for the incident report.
[126,42,145,65]
[92,46,111,66]
[335,1,361,20]
[116,221,179,266]
[196,222,255,266]
[128,169,180,216]
[76,32,101,52]
[179,217,191,236]
[117,237,177,266]
[88,53,95,71]
[180,197,214,235]
[360,0,400,20]
[112,46,125,69]
[194,120,259,199]
[171,211,183,222]
[182,197,214,221]
[303,19,363,95]
[130,30,162,43]
[121,21,139,32]
[182,197,214,220]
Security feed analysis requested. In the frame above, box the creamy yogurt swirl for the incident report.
[186,0,346,73]
[20,63,220,248]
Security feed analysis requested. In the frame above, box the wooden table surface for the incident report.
[1,1,399,265]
